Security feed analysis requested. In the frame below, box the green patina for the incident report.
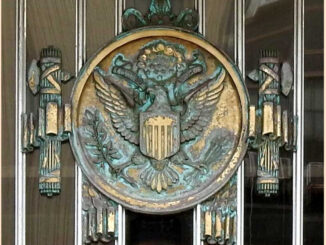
[122,0,199,31]
[24,46,72,197]
[81,39,235,196]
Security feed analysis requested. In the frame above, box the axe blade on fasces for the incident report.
[248,63,293,97]
[280,61,293,96]
[248,69,259,82]
[27,59,40,95]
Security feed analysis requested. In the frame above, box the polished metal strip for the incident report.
[193,207,197,244]
[122,206,126,245]
[234,0,245,73]
[293,0,304,244]
[115,0,118,36]
[76,0,86,73]
[193,205,201,245]
[15,0,27,244]
[197,204,202,245]
[117,205,126,245]
[234,0,245,244]
[75,0,86,244]
[115,2,126,245]
[195,0,205,36]
[236,163,244,245]
[74,164,83,245]
[193,2,206,244]
[115,0,125,36]
[0,1,2,240]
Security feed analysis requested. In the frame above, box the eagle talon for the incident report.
[111,161,134,174]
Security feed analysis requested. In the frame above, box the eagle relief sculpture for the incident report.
[71,29,248,213]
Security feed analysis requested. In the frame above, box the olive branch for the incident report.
[83,109,122,174]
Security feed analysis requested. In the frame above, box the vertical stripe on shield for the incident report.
[143,123,173,160]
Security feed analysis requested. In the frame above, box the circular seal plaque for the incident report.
[71,28,248,214]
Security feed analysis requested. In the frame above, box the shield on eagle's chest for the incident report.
[140,111,180,160]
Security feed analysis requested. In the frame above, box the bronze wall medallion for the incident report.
[70,28,249,214]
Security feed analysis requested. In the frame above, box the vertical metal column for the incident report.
[0,0,1,240]
[118,204,126,245]
[115,1,126,245]
[193,203,202,245]
[74,162,83,245]
[15,0,27,245]
[115,0,126,36]
[193,1,205,245]
[234,0,245,244]
[75,0,86,244]
[293,0,304,244]
[195,0,205,36]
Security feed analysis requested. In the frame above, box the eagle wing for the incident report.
[181,68,225,143]
[93,70,139,145]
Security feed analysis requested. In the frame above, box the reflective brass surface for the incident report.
[249,105,256,137]
[71,28,248,213]
[46,102,58,135]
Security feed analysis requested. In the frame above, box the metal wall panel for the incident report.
[25,1,76,244]
[2,0,17,244]
[86,0,115,59]
[205,0,235,59]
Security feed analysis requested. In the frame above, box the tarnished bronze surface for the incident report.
[82,179,117,243]
[70,28,248,214]
[248,50,296,197]
[201,176,237,244]
[23,46,72,196]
